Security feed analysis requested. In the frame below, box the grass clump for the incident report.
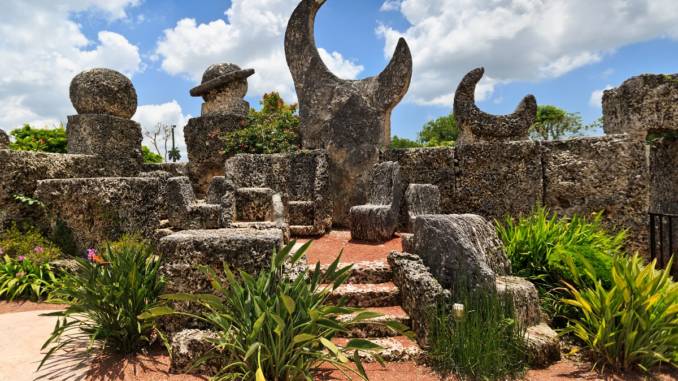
[0,224,62,264]
[143,241,408,380]
[563,254,678,372]
[40,235,164,368]
[427,286,528,380]
[496,207,625,324]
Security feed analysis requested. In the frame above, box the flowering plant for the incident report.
[0,255,56,301]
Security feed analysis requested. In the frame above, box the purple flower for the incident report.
[33,246,44,254]
[87,248,97,262]
[17,255,25,262]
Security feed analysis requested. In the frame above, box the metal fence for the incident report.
[649,212,677,273]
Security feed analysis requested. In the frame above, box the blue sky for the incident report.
[2,0,677,156]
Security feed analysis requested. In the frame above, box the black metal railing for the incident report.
[649,212,677,272]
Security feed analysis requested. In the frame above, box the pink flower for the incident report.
[87,248,97,262]
[17,255,25,262]
[33,246,44,254]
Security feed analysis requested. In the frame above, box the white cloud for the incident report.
[589,85,614,108]
[133,101,192,162]
[154,0,364,103]
[0,0,142,131]
[380,0,402,12]
[379,0,678,106]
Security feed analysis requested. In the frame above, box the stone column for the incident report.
[185,63,254,196]
[0,129,9,149]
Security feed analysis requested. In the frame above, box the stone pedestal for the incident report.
[67,114,143,166]
[185,113,247,195]
[0,129,9,149]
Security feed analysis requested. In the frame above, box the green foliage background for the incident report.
[10,124,67,153]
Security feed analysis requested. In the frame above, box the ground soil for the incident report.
[0,300,67,314]
[301,230,401,265]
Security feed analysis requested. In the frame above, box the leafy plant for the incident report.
[224,92,301,156]
[39,236,165,368]
[142,241,408,380]
[0,255,57,301]
[496,207,625,325]
[390,114,458,149]
[390,135,423,149]
[10,124,67,153]
[563,255,678,372]
[13,194,45,208]
[0,224,62,264]
[142,145,163,163]
[428,285,528,380]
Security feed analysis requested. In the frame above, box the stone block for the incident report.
[0,129,9,148]
[350,162,402,242]
[404,184,440,231]
[542,135,649,252]
[603,73,678,138]
[454,140,542,220]
[235,188,277,222]
[35,177,162,254]
[166,177,223,230]
[496,276,541,328]
[525,323,561,368]
[410,214,511,294]
[170,329,223,375]
[67,114,143,165]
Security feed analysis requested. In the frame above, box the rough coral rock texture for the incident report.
[67,114,143,165]
[603,73,678,138]
[454,140,543,220]
[496,276,542,328]
[381,148,455,227]
[235,188,277,222]
[166,176,223,230]
[35,177,162,254]
[225,151,332,235]
[650,138,678,214]
[185,113,247,196]
[0,150,135,230]
[404,184,440,232]
[454,68,536,144]
[69,68,137,119]
[0,129,9,148]
[170,329,223,375]
[158,228,284,333]
[191,63,253,117]
[285,0,412,226]
[410,214,511,294]
[525,323,561,368]
[388,251,450,347]
[350,162,403,242]
[542,135,649,253]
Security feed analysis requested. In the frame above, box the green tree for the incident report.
[224,92,301,155]
[391,136,423,148]
[142,146,163,163]
[530,105,585,141]
[10,124,67,153]
[418,114,458,147]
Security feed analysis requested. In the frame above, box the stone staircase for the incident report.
[301,241,424,363]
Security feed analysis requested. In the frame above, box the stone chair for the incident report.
[404,183,441,232]
[349,161,403,242]
[167,176,223,230]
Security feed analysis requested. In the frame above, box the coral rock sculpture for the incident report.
[190,63,254,117]
[69,68,138,119]
[454,67,537,144]
[285,0,412,225]
[0,129,9,149]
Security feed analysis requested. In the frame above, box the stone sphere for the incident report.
[202,63,242,83]
[69,68,137,119]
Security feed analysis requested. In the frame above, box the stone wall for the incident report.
[382,134,651,251]
[649,138,678,214]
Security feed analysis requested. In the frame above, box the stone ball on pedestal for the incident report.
[69,68,137,119]
[190,63,254,117]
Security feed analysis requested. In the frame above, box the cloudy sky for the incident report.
[1,0,677,157]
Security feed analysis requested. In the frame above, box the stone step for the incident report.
[335,306,411,338]
[321,282,400,308]
[332,336,423,362]
[311,260,392,284]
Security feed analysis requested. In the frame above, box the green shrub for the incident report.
[224,92,301,156]
[10,124,67,153]
[563,255,678,372]
[143,241,409,380]
[142,146,163,163]
[0,255,57,301]
[496,207,625,324]
[428,286,528,380]
[390,135,423,148]
[39,236,164,368]
[0,225,62,264]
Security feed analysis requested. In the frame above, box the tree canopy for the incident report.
[529,105,585,141]
[391,114,459,148]
[10,124,67,153]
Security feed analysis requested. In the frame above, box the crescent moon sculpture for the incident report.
[454,67,537,144]
[284,0,413,225]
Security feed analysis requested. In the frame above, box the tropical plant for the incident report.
[428,285,528,380]
[0,224,62,264]
[142,241,409,380]
[224,92,301,156]
[563,255,678,372]
[0,255,57,301]
[496,207,625,324]
[390,114,458,149]
[390,135,423,149]
[9,124,68,153]
[39,236,165,368]
[142,145,163,163]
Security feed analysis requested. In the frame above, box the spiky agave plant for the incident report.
[142,241,411,380]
